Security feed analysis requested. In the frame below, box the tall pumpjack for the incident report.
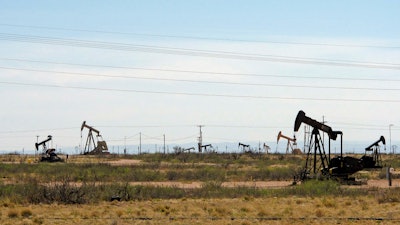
[35,135,63,162]
[294,110,363,181]
[361,136,385,168]
[81,121,109,155]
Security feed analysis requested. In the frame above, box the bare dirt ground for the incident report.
[127,181,293,189]
[127,179,397,189]
[366,179,399,188]
[106,159,142,166]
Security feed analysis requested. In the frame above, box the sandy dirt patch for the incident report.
[367,179,400,188]
[106,159,142,166]
[127,181,293,189]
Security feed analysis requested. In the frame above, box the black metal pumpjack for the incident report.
[294,110,363,183]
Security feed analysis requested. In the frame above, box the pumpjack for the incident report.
[263,143,270,154]
[294,110,363,182]
[175,147,196,155]
[360,136,385,168]
[81,121,109,155]
[238,142,251,153]
[277,131,302,154]
[185,147,195,153]
[35,135,63,162]
[200,144,215,153]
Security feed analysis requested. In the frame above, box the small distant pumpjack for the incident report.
[238,142,251,153]
[200,144,214,153]
[361,136,385,168]
[35,135,63,162]
[175,147,195,155]
[263,143,270,154]
[81,121,109,155]
[277,131,302,154]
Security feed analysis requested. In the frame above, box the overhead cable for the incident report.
[1,66,399,91]
[0,33,399,69]
[1,58,399,82]
[1,80,400,103]
[0,23,398,49]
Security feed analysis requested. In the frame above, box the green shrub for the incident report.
[288,180,341,197]
[245,166,296,181]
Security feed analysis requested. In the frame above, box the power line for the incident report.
[141,133,164,141]
[2,58,400,82]
[332,122,389,128]
[1,66,399,91]
[1,80,400,103]
[107,133,140,142]
[99,123,400,131]
[109,134,198,142]
[98,125,194,128]
[165,134,198,142]
[0,127,78,134]
[0,33,399,69]
[0,23,398,49]
[207,125,290,129]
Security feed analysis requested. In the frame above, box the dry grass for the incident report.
[0,153,399,225]
[0,196,398,225]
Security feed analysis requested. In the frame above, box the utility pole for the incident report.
[389,124,394,154]
[139,132,142,155]
[163,134,166,154]
[124,136,127,155]
[197,125,203,153]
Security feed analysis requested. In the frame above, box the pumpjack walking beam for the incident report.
[35,135,52,152]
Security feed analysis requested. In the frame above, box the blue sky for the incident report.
[2,1,400,37]
[0,1,399,153]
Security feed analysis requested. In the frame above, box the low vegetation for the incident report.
[0,153,303,183]
[0,153,399,224]
[0,175,397,205]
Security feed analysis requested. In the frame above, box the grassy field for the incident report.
[1,153,400,224]
[1,196,400,225]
